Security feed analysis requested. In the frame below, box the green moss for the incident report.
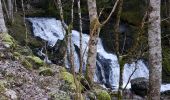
[95,89,111,100]
[0,80,7,93]
[60,67,67,72]
[1,33,15,48]
[26,56,44,69]
[21,59,33,69]
[60,72,76,91]
[39,67,53,76]
[13,52,21,60]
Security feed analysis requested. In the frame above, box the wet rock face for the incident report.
[130,77,149,97]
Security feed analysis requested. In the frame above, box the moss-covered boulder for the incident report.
[60,72,76,91]
[1,33,15,48]
[26,56,44,69]
[95,89,111,100]
[39,67,53,76]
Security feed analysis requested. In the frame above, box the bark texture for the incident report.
[0,0,7,33]
[148,0,162,99]
[86,0,101,85]
[7,0,14,24]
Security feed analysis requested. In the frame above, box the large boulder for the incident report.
[130,77,149,97]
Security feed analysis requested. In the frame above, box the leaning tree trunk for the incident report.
[148,0,162,99]
[86,0,101,85]
[0,0,7,33]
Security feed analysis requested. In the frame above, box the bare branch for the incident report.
[101,0,120,25]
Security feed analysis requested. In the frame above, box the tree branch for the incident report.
[101,0,120,25]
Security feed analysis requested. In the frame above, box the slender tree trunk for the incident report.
[86,0,101,85]
[86,0,119,85]
[77,0,83,75]
[148,0,162,99]
[0,0,7,33]
[113,0,124,99]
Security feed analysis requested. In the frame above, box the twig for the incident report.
[123,64,137,91]
[101,0,120,25]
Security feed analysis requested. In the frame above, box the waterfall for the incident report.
[28,18,170,91]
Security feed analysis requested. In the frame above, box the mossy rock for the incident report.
[21,58,33,69]
[26,56,44,69]
[13,52,21,60]
[39,67,53,76]
[86,91,96,100]
[60,72,76,91]
[95,89,111,100]
[1,33,16,48]
[59,67,67,72]
[60,72,83,92]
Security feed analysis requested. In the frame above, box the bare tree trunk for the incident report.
[21,0,28,46]
[0,0,7,33]
[113,0,124,99]
[148,0,162,99]
[77,0,83,75]
[7,0,14,24]
[85,0,101,85]
[86,0,119,85]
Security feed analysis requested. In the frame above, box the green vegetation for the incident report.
[60,71,77,91]
[26,56,44,68]
[39,67,53,76]
[95,89,111,100]
[1,33,15,48]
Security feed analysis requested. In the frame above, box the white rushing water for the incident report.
[28,18,170,91]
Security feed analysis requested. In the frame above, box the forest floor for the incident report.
[0,36,71,100]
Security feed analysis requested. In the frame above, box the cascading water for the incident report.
[28,18,170,91]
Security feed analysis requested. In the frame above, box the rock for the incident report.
[39,67,53,76]
[5,89,17,100]
[95,89,111,100]
[1,33,15,48]
[26,55,44,69]
[130,77,149,97]
[161,90,170,100]
[86,91,96,100]
[60,72,76,91]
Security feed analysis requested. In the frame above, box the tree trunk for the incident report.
[86,0,101,85]
[7,0,14,24]
[114,0,124,99]
[148,0,162,99]
[77,0,83,75]
[0,0,7,33]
